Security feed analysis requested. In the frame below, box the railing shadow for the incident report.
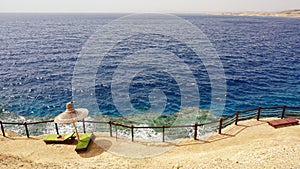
[206,120,266,143]
[177,120,267,146]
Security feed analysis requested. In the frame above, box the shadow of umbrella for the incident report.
[78,139,113,158]
[54,102,88,140]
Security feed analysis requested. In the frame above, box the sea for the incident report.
[0,13,299,139]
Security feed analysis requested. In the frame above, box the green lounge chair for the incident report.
[75,133,94,152]
[44,132,75,144]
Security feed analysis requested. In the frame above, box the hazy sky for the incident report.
[1,0,300,13]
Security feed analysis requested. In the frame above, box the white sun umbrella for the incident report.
[54,102,88,140]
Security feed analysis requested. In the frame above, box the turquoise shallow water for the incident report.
[0,14,299,130]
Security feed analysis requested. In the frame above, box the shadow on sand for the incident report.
[77,138,112,158]
[177,120,267,146]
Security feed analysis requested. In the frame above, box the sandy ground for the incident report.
[0,118,300,169]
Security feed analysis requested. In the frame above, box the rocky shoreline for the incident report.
[213,9,300,18]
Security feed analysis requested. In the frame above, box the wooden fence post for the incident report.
[115,124,118,140]
[281,105,286,119]
[55,123,59,135]
[218,118,223,134]
[235,111,239,125]
[82,119,86,133]
[257,106,261,121]
[194,123,198,140]
[0,121,5,137]
[24,122,29,138]
[109,121,112,137]
[131,125,134,142]
[162,126,165,142]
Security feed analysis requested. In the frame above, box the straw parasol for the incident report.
[54,102,88,140]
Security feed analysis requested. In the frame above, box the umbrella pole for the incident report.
[72,122,80,140]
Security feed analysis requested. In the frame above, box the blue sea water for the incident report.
[0,13,299,125]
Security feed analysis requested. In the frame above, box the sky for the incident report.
[1,0,300,13]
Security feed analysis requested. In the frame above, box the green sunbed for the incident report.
[44,132,75,144]
[75,133,94,152]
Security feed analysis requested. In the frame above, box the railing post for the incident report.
[218,118,223,134]
[162,126,165,142]
[55,123,59,135]
[194,123,198,140]
[0,121,5,137]
[235,111,239,125]
[257,106,261,121]
[281,105,286,119]
[82,119,86,133]
[115,124,118,140]
[109,121,112,137]
[24,122,29,138]
[131,125,134,142]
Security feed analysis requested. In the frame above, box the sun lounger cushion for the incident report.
[75,133,94,152]
[44,132,75,144]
